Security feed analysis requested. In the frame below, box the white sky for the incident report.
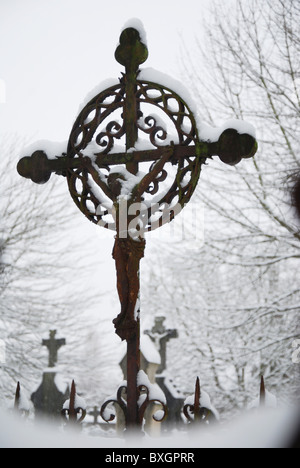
[0,0,209,143]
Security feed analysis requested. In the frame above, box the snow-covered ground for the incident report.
[0,406,298,448]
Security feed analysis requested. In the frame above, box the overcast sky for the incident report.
[0,0,210,145]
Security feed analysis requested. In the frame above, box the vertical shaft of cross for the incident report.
[124,68,138,175]
[126,324,140,430]
[112,26,149,430]
[114,40,144,426]
[115,26,147,176]
[113,237,145,429]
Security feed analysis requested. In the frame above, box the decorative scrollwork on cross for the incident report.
[63,75,204,233]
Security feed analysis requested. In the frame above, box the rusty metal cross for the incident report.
[17,26,257,432]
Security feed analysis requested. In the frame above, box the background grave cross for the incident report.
[145,316,178,374]
[42,330,66,368]
[88,406,100,425]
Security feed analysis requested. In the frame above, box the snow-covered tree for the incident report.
[0,136,103,405]
[142,0,300,417]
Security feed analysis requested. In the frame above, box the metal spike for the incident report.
[69,380,77,421]
[194,377,201,422]
[14,382,20,411]
[260,376,266,407]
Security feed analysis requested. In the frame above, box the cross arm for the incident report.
[96,129,256,167]
[57,338,66,348]
[17,150,81,184]
[16,128,257,184]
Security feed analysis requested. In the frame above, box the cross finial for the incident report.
[115,27,148,74]
[42,330,66,368]
[145,316,178,374]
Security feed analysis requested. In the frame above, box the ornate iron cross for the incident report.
[17,26,257,431]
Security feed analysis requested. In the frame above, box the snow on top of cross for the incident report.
[121,18,148,46]
[139,68,256,145]
[78,78,120,115]
[139,68,198,117]
[20,140,67,160]
[199,119,257,143]
[108,165,146,200]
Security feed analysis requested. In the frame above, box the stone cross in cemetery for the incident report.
[145,316,178,374]
[145,316,186,430]
[31,330,68,420]
[42,330,66,368]
[17,23,257,432]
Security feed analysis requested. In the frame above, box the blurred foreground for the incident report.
[0,406,299,448]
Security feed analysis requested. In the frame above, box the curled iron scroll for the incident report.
[138,383,168,424]
[100,385,127,423]
[100,383,168,426]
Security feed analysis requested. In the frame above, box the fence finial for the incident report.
[260,375,266,407]
[62,380,86,425]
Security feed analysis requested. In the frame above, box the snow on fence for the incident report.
[9,375,276,435]
[4,375,299,449]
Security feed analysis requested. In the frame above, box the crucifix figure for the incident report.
[42,330,66,368]
[145,317,178,374]
[17,24,257,432]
